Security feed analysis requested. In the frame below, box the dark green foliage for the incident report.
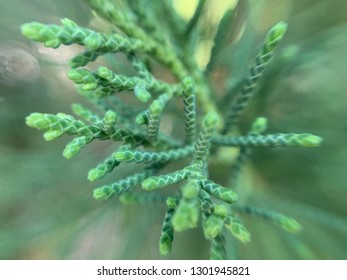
[159,208,175,256]
[20,0,327,259]
[210,235,226,260]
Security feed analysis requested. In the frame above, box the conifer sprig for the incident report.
[87,153,120,182]
[142,167,192,191]
[224,215,251,244]
[67,67,179,99]
[146,100,163,143]
[159,208,175,256]
[93,169,154,200]
[182,77,197,144]
[26,112,101,140]
[234,205,302,234]
[87,0,189,80]
[213,133,323,147]
[200,179,238,204]
[22,2,323,260]
[193,111,219,162]
[222,22,287,134]
[113,145,194,164]
[21,18,152,54]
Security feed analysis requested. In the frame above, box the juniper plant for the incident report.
[22,0,323,259]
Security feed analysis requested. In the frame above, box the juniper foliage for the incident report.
[21,0,323,259]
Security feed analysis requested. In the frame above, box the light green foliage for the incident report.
[146,100,163,142]
[182,77,197,144]
[87,153,120,181]
[200,179,238,204]
[159,208,175,256]
[181,180,200,199]
[22,0,323,260]
[263,22,288,56]
[172,198,200,232]
[210,235,226,260]
[21,18,150,57]
[26,112,100,139]
[93,169,153,200]
[134,83,151,103]
[166,197,180,209]
[235,205,302,234]
[250,117,268,135]
[136,91,175,126]
[213,133,323,147]
[193,111,219,162]
[68,67,178,99]
[222,22,288,134]
[102,110,117,133]
[142,167,191,190]
[224,216,251,244]
[203,215,225,239]
[213,204,229,218]
[113,145,194,163]
[63,136,93,159]
[85,0,188,79]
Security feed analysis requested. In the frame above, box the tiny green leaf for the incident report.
[134,83,151,102]
[203,215,224,239]
[172,200,199,232]
[26,113,49,129]
[93,186,113,200]
[225,216,251,244]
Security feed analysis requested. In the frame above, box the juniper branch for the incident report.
[114,145,194,164]
[146,100,163,143]
[234,205,302,234]
[21,18,152,54]
[200,179,238,204]
[159,208,175,256]
[93,169,154,200]
[63,136,93,159]
[142,167,192,191]
[87,0,189,80]
[224,215,251,243]
[87,153,120,182]
[193,111,219,163]
[222,22,287,134]
[182,77,197,144]
[213,133,323,147]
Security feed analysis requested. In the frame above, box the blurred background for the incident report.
[0,0,346,259]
